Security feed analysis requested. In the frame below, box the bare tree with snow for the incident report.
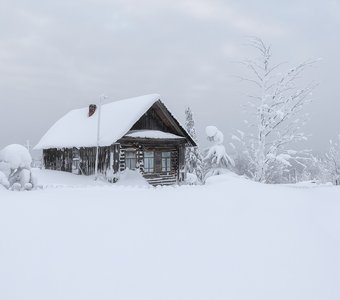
[233,37,318,183]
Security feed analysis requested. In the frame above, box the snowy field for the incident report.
[1,170,340,300]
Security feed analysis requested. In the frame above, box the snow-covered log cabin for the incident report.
[34,94,196,185]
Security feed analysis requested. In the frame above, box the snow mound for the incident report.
[205,171,245,186]
[116,169,150,188]
[31,169,109,188]
[0,144,32,170]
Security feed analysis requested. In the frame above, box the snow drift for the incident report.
[0,170,340,300]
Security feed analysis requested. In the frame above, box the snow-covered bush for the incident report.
[324,137,340,185]
[204,126,234,181]
[0,161,11,178]
[0,144,36,191]
[0,171,10,189]
[186,172,198,185]
[0,144,32,170]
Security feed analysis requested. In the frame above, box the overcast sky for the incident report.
[0,0,339,153]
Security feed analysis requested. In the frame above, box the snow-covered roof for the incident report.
[125,130,186,140]
[34,94,193,150]
[35,94,162,149]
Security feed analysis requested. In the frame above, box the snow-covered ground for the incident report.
[1,170,340,300]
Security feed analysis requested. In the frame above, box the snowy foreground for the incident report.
[1,171,340,300]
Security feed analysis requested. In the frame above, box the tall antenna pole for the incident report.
[94,94,106,181]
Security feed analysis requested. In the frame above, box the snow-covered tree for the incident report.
[184,107,204,184]
[0,144,37,190]
[296,153,324,183]
[234,37,317,183]
[204,126,234,180]
[324,137,340,185]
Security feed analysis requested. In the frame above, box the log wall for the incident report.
[43,139,187,185]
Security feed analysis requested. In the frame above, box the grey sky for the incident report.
[0,0,339,153]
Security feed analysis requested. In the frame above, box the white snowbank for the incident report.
[1,171,340,300]
[31,169,109,188]
[125,130,185,140]
[115,169,150,187]
[205,171,241,185]
[0,144,32,169]
[31,169,150,188]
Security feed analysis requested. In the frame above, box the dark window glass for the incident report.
[125,151,137,170]
[162,152,171,172]
[144,151,154,173]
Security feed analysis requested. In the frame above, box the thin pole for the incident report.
[25,140,31,153]
[94,94,106,180]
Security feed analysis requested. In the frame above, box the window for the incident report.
[125,151,137,170]
[162,152,171,172]
[144,151,154,173]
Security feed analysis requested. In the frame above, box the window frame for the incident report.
[161,151,171,173]
[125,150,137,170]
[143,151,155,173]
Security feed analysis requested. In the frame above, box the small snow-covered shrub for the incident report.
[24,183,33,191]
[0,144,32,170]
[0,171,10,189]
[11,182,22,191]
[204,126,234,181]
[0,161,11,178]
[186,172,198,185]
[0,144,36,191]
